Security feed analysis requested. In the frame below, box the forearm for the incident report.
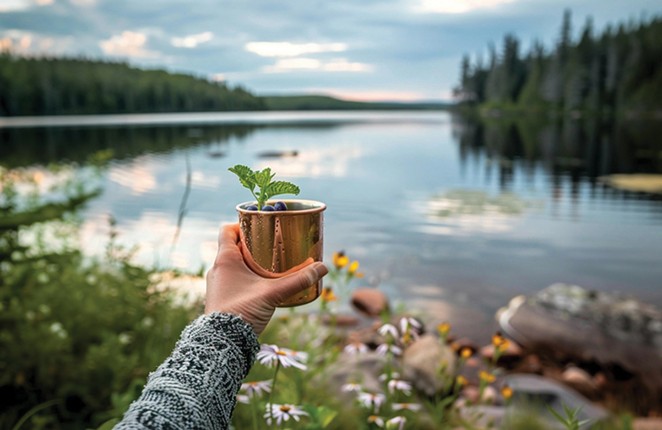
[115,312,259,430]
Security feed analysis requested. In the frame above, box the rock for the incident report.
[402,334,456,396]
[562,366,598,397]
[351,288,389,317]
[256,150,299,158]
[321,313,360,327]
[461,386,480,403]
[517,354,543,374]
[496,284,662,391]
[504,374,609,429]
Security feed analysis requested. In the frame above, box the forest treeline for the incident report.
[0,54,266,116]
[453,11,662,115]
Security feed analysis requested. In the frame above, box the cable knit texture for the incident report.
[114,312,259,430]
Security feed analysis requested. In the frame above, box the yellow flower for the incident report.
[437,322,451,337]
[492,332,509,352]
[321,287,337,302]
[460,347,472,359]
[333,252,349,269]
[348,260,364,278]
[501,385,513,400]
[456,375,468,386]
[479,370,496,384]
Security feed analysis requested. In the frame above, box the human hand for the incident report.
[205,223,328,334]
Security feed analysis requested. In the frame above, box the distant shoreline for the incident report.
[0,110,450,129]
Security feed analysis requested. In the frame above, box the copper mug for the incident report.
[236,199,326,306]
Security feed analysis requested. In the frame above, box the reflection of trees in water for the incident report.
[453,114,662,203]
[0,124,259,168]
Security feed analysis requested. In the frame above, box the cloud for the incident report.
[69,0,96,6]
[171,31,213,48]
[263,57,372,73]
[245,41,347,57]
[99,30,159,58]
[0,29,64,54]
[415,0,517,14]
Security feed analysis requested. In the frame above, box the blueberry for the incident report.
[246,205,258,211]
[262,205,275,211]
[274,201,288,211]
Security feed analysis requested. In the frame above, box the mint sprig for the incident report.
[229,164,300,210]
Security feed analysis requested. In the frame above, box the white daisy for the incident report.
[367,415,385,427]
[378,323,399,339]
[386,416,407,429]
[257,344,308,370]
[236,394,250,404]
[392,402,422,411]
[376,343,403,356]
[240,380,272,398]
[264,403,308,426]
[399,317,422,334]
[341,383,363,393]
[343,341,368,355]
[357,392,386,412]
[387,379,413,396]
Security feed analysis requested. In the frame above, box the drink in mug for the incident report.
[236,199,326,306]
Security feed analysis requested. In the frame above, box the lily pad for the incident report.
[599,174,662,194]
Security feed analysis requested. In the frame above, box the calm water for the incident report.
[2,111,661,339]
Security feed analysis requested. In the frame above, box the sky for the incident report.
[0,0,660,102]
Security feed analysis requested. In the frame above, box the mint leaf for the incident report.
[229,164,300,210]
[264,181,300,200]
[254,168,275,188]
[228,165,256,192]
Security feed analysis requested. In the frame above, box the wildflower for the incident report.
[392,402,422,412]
[341,383,363,393]
[378,323,399,339]
[257,344,308,370]
[492,332,509,352]
[236,394,250,404]
[460,347,472,359]
[357,392,386,412]
[386,416,407,430]
[333,251,349,269]
[437,322,451,340]
[321,287,337,302]
[456,375,468,387]
[479,370,496,384]
[399,317,422,344]
[240,380,272,398]
[399,317,422,335]
[387,379,413,396]
[367,415,385,427]
[376,343,403,356]
[348,260,364,277]
[501,384,513,400]
[344,342,368,355]
[264,403,308,426]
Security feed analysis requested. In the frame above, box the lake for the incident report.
[2,111,661,340]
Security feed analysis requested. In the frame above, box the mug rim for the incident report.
[236,199,326,215]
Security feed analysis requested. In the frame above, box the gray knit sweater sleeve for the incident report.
[114,312,260,430]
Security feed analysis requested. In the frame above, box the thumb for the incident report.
[268,262,328,303]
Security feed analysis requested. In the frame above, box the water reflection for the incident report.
[3,112,662,341]
[419,189,539,236]
[453,114,662,196]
